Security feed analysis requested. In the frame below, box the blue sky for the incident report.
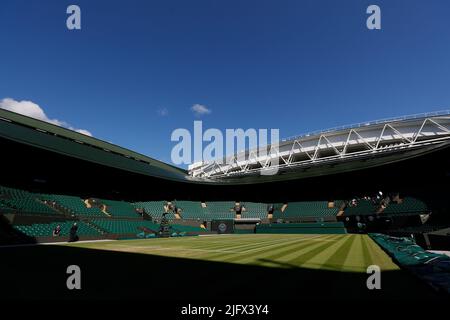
[1,0,450,165]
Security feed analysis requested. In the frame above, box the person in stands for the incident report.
[52,224,61,237]
[233,202,242,215]
[69,222,79,242]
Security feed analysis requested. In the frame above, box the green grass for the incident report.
[1,233,441,300]
[63,234,399,273]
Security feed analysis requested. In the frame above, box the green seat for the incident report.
[101,199,140,218]
[274,201,341,219]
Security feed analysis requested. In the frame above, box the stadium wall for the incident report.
[255,222,347,234]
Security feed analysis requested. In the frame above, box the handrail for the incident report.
[193,110,450,169]
[282,110,450,142]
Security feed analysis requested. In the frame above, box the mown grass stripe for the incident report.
[338,234,366,272]
[360,235,372,269]
[66,234,402,274]
[248,235,340,267]
[265,235,345,267]
[321,234,357,271]
[187,236,295,252]
[219,236,328,264]
[159,238,290,261]
[246,235,337,262]
[364,235,399,271]
[287,235,349,267]
[205,237,312,262]
[276,235,345,263]
[146,238,259,253]
[167,235,322,262]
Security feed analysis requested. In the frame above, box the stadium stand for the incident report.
[256,222,347,234]
[101,199,140,218]
[382,197,428,215]
[171,224,206,233]
[0,186,58,215]
[14,221,101,237]
[133,201,166,219]
[241,202,267,219]
[174,201,207,220]
[175,201,269,220]
[205,201,236,220]
[91,219,160,234]
[0,200,12,211]
[40,194,105,216]
[90,218,205,235]
[269,203,285,218]
[344,197,428,216]
[344,199,377,216]
[3,182,439,242]
[273,201,341,219]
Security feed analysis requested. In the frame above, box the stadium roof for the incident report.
[0,108,190,183]
[1,108,449,186]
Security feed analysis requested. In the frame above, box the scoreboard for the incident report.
[211,220,234,234]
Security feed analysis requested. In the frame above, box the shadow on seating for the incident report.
[0,215,36,245]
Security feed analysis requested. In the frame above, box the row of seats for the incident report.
[173,201,237,220]
[343,200,375,216]
[256,222,347,234]
[133,201,166,219]
[101,199,140,218]
[0,201,12,210]
[241,202,270,219]
[204,202,236,220]
[171,224,206,233]
[274,201,341,219]
[0,185,429,220]
[383,197,427,215]
[13,221,100,237]
[174,201,205,219]
[132,201,238,221]
[40,194,105,216]
[169,201,270,220]
[0,186,57,215]
[89,219,204,235]
[11,218,206,238]
[91,219,160,234]
[344,197,427,216]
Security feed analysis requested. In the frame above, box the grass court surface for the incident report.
[0,234,441,300]
[65,234,398,273]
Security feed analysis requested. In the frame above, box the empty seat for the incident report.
[0,186,57,215]
[13,221,101,237]
[274,201,341,219]
[101,199,140,218]
[40,194,105,216]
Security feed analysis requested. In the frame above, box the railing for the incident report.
[282,110,450,142]
[202,136,450,178]
[191,110,450,171]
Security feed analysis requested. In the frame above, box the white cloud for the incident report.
[73,129,92,136]
[191,103,211,116]
[0,98,92,136]
[157,107,169,117]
